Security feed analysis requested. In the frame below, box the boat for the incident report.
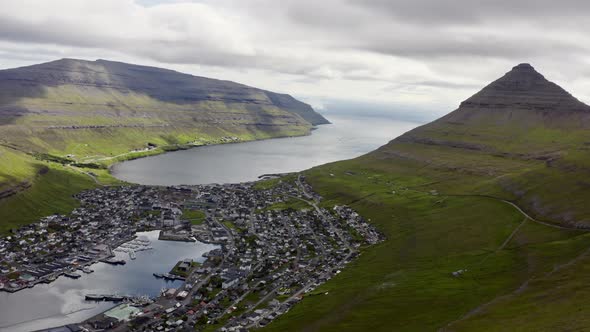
[153,273,165,278]
[104,294,125,302]
[64,271,82,279]
[82,267,94,274]
[101,258,126,265]
[129,250,136,260]
[85,294,105,301]
[163,273,185,281]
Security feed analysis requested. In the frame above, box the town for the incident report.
[0,175,384,331]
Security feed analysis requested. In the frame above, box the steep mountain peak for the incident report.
[492,63,548,89]
[460,63,590,112]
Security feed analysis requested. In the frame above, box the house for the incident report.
[178,259,193,272]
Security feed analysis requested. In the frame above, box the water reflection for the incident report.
[0,231,218,332]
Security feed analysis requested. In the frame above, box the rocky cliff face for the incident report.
[0,58,329,125]
[461,63,589,111]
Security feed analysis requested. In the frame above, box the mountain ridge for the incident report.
[265,63,590,331]
[0,58,329,125]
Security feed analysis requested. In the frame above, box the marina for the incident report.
[152,273,185,281]
[84,294,154,306]
[0,231,218,332]
[0,115,415,331]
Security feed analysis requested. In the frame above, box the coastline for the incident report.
[106,125,322,178]
[0,123,326,232]
[0,234,136,294]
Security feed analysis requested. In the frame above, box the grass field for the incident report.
[182,209,207,225]
[0,165,96,233]
[262,156,590,331]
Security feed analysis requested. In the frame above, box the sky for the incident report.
[1,0,589,121]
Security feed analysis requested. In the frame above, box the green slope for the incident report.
[0,164,96,233]
[264,64,590,331]
[0,58,328,228]
[0,58,326,162]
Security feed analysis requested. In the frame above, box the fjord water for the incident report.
[0,231,218,332]
[112,115,420,185]
[0,114,420,331]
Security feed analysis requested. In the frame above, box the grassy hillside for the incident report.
[261,158,590,331]
[263,64,590,331]
[0,161,96,233]
[0,58,327,230]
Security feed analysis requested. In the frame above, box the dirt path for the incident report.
[442,244,590,331]
[66,165,104,186]
[411,187,586,232]
[497,199,577,231]
[437,193,589,331]
[80,149,151,163]
[497,217,528,251]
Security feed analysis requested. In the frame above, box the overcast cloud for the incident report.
[1,0,589,120]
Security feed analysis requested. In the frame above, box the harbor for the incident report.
[0,231,219,332]
[84,294,154,306]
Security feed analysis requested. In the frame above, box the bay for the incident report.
[0,114,420,331]
[111,115,419,185]
[0,231,218,332]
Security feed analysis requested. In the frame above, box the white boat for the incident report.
[65,271,82,279]
[129,250,136,260]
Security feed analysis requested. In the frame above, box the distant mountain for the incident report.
[0,58,328,126]
[0,58,328,158]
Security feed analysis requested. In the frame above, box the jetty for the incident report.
[84,294,154,306]
[153,272,185,281]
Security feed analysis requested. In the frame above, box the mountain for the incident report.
[265,64,590,331]
[375,63,590,227]
[0,58,328,126]
[0,59,328,158]
[0,58,327,229]
[398,63,590,152]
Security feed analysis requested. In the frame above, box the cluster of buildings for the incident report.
[119,176,384,331]
[0,186,181,292]
[1,176,384,331]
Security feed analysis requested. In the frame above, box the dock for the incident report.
[84,294,154,305]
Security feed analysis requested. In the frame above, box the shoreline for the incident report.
[0,122,328,204]
[107,125,324,178]
[0,234,136,294]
